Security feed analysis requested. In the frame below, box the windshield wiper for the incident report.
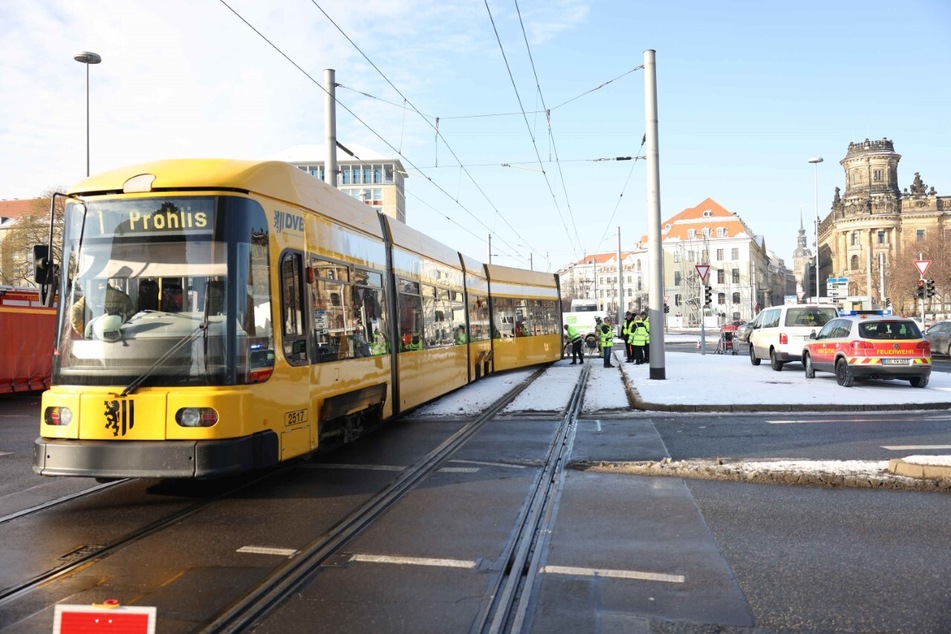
[119,321,207,397]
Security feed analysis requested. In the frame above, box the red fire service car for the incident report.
[801,312,931,388]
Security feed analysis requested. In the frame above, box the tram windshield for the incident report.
[54,196,272,388]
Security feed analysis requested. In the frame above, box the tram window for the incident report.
[492,297,515,339]
[468,294,489,341]
[398,277,424,352]
[280,253,308,364]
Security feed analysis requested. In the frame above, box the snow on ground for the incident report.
[409,337,951,488]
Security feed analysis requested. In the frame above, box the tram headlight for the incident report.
[175,407,219,428]
[44,407,73,427]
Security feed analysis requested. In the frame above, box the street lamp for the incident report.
[808,157,823,301]
[74,51,102,177]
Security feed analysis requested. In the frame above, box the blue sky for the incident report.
[1,0,949,273]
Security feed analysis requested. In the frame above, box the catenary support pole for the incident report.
[324,69,337,187]
[644,49,665,379]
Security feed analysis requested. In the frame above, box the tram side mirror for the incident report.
[33,244,53,284]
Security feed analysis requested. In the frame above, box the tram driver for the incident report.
[70,278,135,338]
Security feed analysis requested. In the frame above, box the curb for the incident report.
[631,399,951,413]
[888,459,951,480]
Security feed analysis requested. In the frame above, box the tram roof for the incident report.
[67,158,385,239]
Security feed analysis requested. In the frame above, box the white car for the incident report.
[748,304,839,371]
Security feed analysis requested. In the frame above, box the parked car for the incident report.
[923,320,951,355]
[801,313,931,387]
[733,320,753,344]
[748,304,839,370]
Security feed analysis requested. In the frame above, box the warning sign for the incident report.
[695,264,710,284]
[54,603,156,634]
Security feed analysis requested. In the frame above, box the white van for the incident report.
[748,304,839,370]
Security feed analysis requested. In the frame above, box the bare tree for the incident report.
[0,189,66,287]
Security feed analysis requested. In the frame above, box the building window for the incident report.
[851,231,859,246]
[688,229,696,239]
[702,227,710,238]
[732,292,740,304]
[717,269,725,284]
[877,230,886,244]
[917,229,925,242]
[716,248,723,261]
[673,251,680,263]
[674,271,682,286]
[850,255,859,270]
[873,169,882,182]
[716,227,726,237]
[731,248,739,260]
[732,268,740,284]
[717,292,725,305]
[674,293,682,306]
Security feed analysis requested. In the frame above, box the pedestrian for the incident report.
[564,323,584,364]
[455,324,469,345]
[599,317,615,367]
[70,279,135,337]
[352,318,371,357]
[640,310,651,363]
[622,311,635,362]
[630,313,649,364]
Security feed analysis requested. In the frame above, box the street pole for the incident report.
[644,49,665,378]
[74,51,102,177]
[809,157,823,301]
[324,68,337,187]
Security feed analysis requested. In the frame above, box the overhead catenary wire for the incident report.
[218,0,528,263]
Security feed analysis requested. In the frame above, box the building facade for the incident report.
[271,144,408,224]
[817,138,951,311]
[557,198,787,327]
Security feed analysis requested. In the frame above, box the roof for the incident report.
[638,197,755,244]
[0,198,45,220]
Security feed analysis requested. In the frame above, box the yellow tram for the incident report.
[32,159,562,479]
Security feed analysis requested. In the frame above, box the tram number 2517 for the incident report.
[284,409,309,426]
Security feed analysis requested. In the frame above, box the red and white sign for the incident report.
[914,260,932,277]
[54,603,156,634]
[695,264,710,284]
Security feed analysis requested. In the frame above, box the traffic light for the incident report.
[916,279,926,299]
[704,285,712,305]
[927,279,936,297]
[664,304,670,314]
[885,297,892,309]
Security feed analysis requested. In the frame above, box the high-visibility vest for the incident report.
[599,323,613,348]
[565,324,582,342]
[630,320,648,346]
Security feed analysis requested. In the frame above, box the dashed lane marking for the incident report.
[881,445,951,450]
[349,553,477,569]
[237,546,298,557]
[305,463,406,471]
[448,459,527,469]
[541,564,685,584]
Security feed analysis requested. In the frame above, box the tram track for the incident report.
[475,364,589,633]
[0,468,291,613]
[200,366,556,633]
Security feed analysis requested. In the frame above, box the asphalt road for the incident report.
[2,392,949,632]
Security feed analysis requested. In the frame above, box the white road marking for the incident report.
[881,445,951,451]
[237,546,298,557]
[349,554,477,569]
[437,467,480,473]
[541,564,684,584]
[449,459,526,470]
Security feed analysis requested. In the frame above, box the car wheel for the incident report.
[946,343,951,358]
[749,344,761,366]
[835,358,854,387]
[769,349,783,371]
[804,353,815,378]
[910,376,930,388]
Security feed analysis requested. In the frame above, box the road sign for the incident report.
[695,264,710,284]
[55,603,156,634]
[914,260,932,277]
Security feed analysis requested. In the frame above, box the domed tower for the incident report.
[822,138,903,299]
[839,137,902,216]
